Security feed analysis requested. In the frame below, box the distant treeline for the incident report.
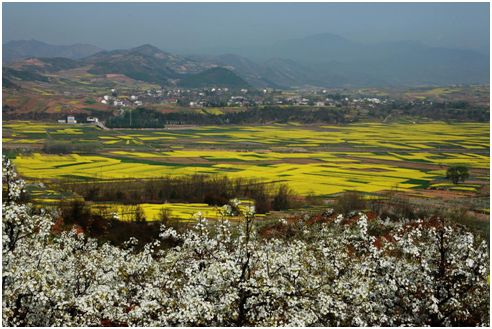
[105,107,354,128]
[3,99,488,125]
[61,175,298,214]
[105,102,489,128]
[389,100,490,122]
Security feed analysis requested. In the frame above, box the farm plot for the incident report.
[90,199,257,222]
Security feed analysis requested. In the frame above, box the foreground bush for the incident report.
[2,157,489,326]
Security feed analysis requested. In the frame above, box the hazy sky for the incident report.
[3,2,490,54]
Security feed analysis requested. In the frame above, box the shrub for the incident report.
[42,141,73,154]
[446,165,470,184]
[334,191,366,215]
[272,184,292,211]
[156,207,171,223]
[134,205,146,222]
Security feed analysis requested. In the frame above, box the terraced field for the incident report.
[4,121,489,197]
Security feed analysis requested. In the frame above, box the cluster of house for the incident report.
[144,87,258,107]
[94,86,281,109]
[277,93,389,107]
[95,86,390,110]
[352,97,383,104]
[227,96,250,106]
[57,116,99,124]
[209,87,230,93]
[57,116,77,124]
[181,89,355,108]
[100,89,143,107]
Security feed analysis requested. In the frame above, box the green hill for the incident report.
[178,67,250,89]
[3,67,50,82]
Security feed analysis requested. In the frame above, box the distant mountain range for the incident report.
[83,44,209,84]
[3,43,248,89]
[3,39,103,63]
[3,35,489,88]
[237,33,490,86]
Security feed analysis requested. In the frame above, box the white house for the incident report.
[134,100,143,106]
[87,117,99,123]
[101,99,108,104]
[67,116,77,124]
[130,95,138,101]
[57,119,66,124]
[367,98,381,104]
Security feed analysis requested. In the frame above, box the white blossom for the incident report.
[2,157,489,326]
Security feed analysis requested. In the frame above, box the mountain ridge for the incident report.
[3,36,489,87]
[3,39,103,63]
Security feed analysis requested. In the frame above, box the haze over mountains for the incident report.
[3,40,103,63]
[3,33,489,88]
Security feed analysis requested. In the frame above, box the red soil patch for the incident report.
[51,217,65,234]
[105,74,136,83]
[417,189,475,200]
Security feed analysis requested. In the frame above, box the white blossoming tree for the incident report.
[2,157,489,326]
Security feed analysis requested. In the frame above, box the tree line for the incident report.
[4,100,488,125]
[104,102,489,128]
[105,107,356,128]
[60,175,297,214]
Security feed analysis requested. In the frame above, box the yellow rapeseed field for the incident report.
[8,121,489,196]
[90,200,257,221]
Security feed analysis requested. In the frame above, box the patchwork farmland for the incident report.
[3,120,489,222]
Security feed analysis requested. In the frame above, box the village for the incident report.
[54,86,432,125]
[93,86,391,110]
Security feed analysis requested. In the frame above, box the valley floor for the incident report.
[2,120,489,226]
